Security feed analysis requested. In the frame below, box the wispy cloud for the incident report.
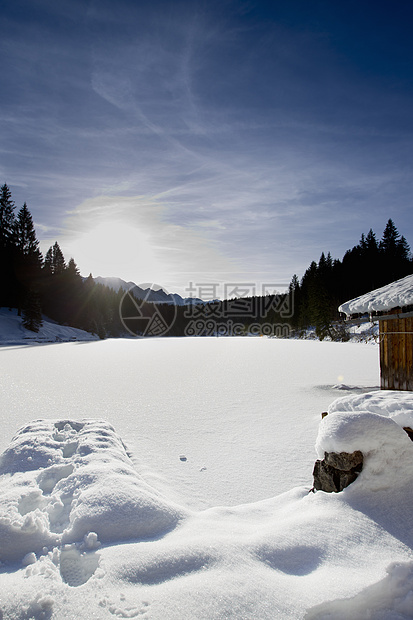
[2,0,413,291]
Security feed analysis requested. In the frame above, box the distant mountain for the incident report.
[93,277,136,293]
[93,277,204,305]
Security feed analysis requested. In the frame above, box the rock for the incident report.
[324,450,363,471]
[313,450,363,493]
[312,460,339,493]
[403,426,413,441]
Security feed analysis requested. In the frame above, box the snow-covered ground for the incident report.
[1,336,413,619]
[347,320,379,343]
[0,308,98,345]
[0,338,379,507]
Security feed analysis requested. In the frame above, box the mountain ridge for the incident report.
[93,276,204,305]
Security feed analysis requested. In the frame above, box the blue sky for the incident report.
[2,0,413,296]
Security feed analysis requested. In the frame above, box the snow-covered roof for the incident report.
[338,274,413,317]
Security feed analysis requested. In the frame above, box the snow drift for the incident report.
[1,391,413,618]
[0,419,185,565]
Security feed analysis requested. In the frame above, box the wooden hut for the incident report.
[339,274,413,391]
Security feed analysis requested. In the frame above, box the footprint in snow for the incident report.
[99,597,150,617]
[59,545,100,587]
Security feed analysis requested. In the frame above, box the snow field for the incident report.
[1,338,413,618]
[0,337,380,508]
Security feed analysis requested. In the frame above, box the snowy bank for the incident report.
[308,390,413,618]
[1,393,413,618]
[0,308,98,345]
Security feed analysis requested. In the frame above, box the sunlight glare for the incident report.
[67,220,163,282]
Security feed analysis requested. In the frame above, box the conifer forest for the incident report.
[1,183,412,339]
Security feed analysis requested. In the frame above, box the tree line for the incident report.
[288,219,413,339]
[1,182,412,339]
[121,218,413,340]
[0,183,124,336]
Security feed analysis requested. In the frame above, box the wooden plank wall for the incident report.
[380,311,413,390]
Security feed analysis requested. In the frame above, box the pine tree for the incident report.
[380,218,400,255]
[14,203,41,258]
[297,261,318,329]
[12,203,43,315]
[43,247,53,276]
[67,257,80,278]
[22,289,43,332]
[0,184,17,306]
[365,229,378,252]
[379,219,412,284]
[78,274,97,333]
[0,183,15,248]
[52,241,66,275]
[359,233,367,252]
[288,274,301,330]
[38,242,66,322]
[42,241,66,276]
[396,235,411,262]
[60,258,84,326]
[364,228,380,290]
[311,253,337,339]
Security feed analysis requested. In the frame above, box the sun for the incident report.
[64,220,163,283]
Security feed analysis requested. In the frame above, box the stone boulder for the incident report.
[313,450,363,493]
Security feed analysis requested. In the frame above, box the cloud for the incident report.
[3,0,413,293]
